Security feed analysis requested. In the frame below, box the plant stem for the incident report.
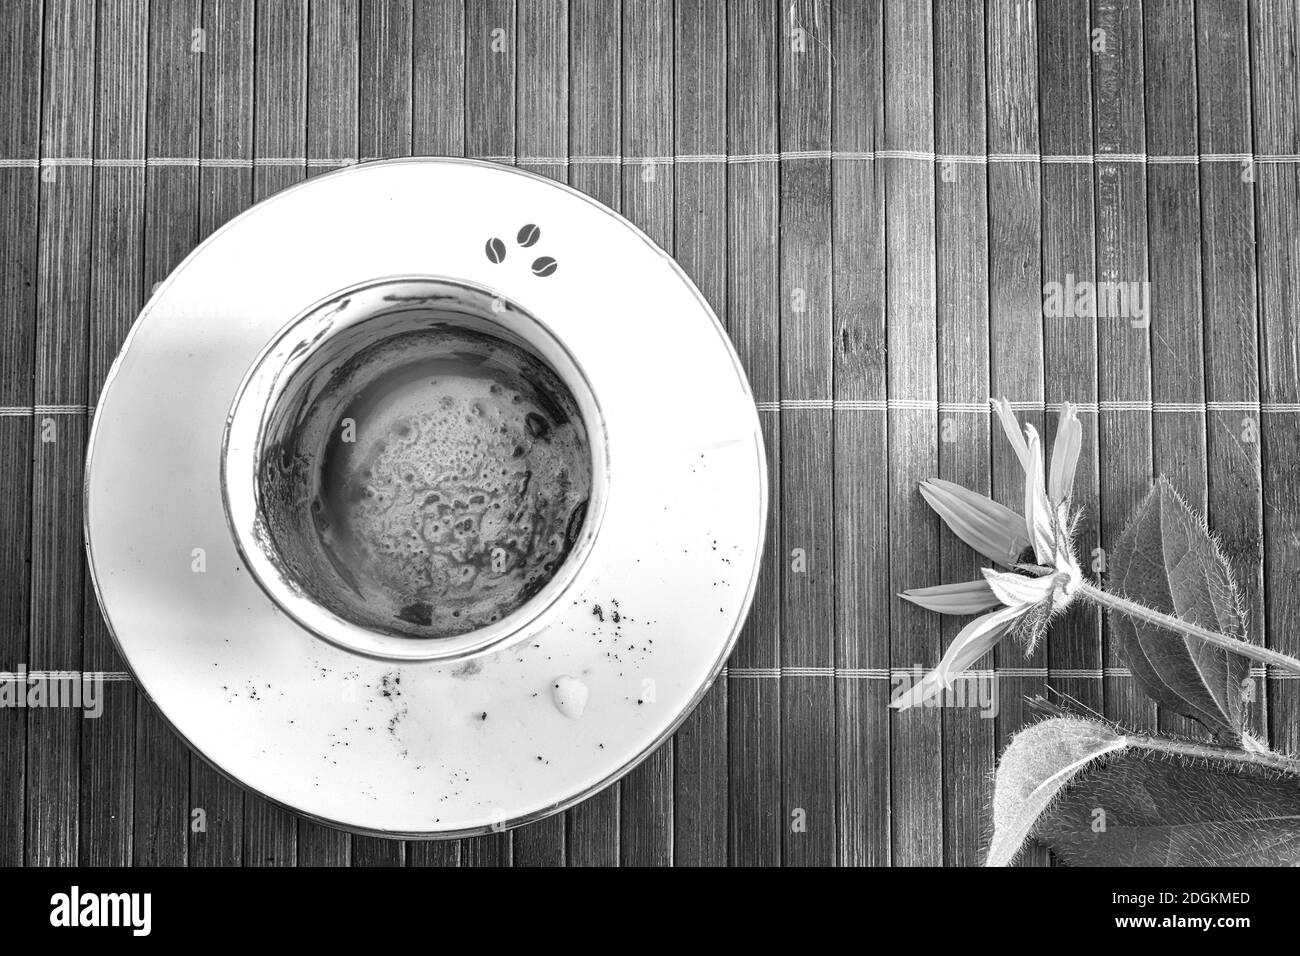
[1078,579,1300,675]
[1127,734,1300,776]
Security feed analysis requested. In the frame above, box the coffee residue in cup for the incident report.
[263,323,593,641]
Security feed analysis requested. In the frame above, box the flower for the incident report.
[890,399,1086,711]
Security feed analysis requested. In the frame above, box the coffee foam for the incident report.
[261,319,592,640]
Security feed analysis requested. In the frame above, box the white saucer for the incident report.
[84,158,767,837]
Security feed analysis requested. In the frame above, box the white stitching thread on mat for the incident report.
[5,401,1297,416]
[3,667,1290,683]
[0,405,91,416]
[0,671,135,681]
[751,400,1297,414]
[723,666,1281,680]
[0,151,1292,168]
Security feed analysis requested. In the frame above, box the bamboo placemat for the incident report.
[1,0,1296,867]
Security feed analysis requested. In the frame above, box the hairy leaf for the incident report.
[1108,477,1250,741]
[1035,741,1300,866]
[986,718,1127,866]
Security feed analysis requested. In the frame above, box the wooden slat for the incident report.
[562,0,622,867]
[464,0,514,163]
[255,0,309,201]
[360,0,412,161]
[199,0,255,233]
[985,0,1045,865]
[350,0,414,871]
[0,0,42,868]
[509,0,570,868]
[413,0,465,157]
[515,0,566,174]
[405,0,465,870]
[1091,0,1156,736]
[458,0,516,868]
[81,0,149,868]
[670,0,729,867]
[185,0,255,869]
[1197,0,1266,745]
[29,0,96,868]
[1143,0,1207,740]
[831,0,888,868]
[297,0,359,868]
[351,836,405,867]
[884,0,940,868]
[135,0,201,868]
[309,0,360,171]
[725,0,781,869]
[1250,0,1300,756]
[1038,0,1103,741]
[617,0,674,868]
[244,0,309,867]
[778,0,835,867]
[933,0,993,867]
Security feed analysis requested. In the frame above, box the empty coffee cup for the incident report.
[222,276,609,661]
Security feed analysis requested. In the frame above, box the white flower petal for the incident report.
[934,604,1028,681]
[889,605,1025,711]
[919,478,1033,567]
[991,397,1032,472]
[889,669,953,713]
[901,578,1003,615]
[1022,424,1055,564]
[1048,401,1083,504]
[981,567,1059,609]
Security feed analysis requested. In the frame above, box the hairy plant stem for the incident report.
[1078,579,1300,675]
[1126,734,1300,775]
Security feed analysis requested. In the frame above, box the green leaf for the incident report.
[1108,477,1250,742]
[1034,739,1300,866]
[987,716,1300,866]
[986,718,1127,866]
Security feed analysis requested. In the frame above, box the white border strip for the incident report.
[0,151,1291,169]
[753,399,1293,414]
[4,400,1296,417]
[723,665,1278,680]
[3,666,1286,683]
[0,405,91,416]
[0,670,133,681]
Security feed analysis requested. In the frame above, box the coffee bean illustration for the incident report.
[531,256,558,277]
[485,237,506,263]
[517,224,541,247]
